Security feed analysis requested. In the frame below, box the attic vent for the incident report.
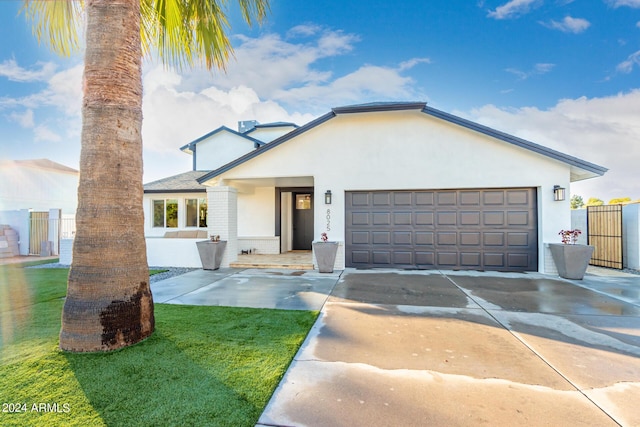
[238,120,259,133]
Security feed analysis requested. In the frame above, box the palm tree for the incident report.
[23,0,269,352]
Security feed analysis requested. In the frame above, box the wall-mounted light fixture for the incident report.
[325,190,332,205]
[553,185,566,201]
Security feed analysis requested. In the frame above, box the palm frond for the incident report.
[21,0,84,57]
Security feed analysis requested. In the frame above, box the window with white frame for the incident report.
[153,199,178,228]
[185,198,207,228]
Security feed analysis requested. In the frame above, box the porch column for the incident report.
[207,186,238,267]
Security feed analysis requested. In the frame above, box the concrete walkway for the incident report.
[150,267,640,426]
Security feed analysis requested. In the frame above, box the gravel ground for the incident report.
[26,263,198,283]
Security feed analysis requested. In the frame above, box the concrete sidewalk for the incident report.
[151,268,342,311]
[258,269,640,427]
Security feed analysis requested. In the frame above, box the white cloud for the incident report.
[616,50,640,73]
[461,90,640,199]
[34,124,62,142]
[0,59,57,82]
[606,0,640,7]
[140,29,429,158]
[487,0,541,19]
[186,29,360,99]
[541,16,591,33]
[8,109,34,128]
[141,66,316,154]
[506,63,555,80]
[398,58,432,71]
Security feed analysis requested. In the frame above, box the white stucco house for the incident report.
[0,159,79,213]
[143,102,607,273]
[0,159,79,256]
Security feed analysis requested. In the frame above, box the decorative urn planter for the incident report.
[196,240,227,270]
[312,233,338,274]
[549,243,594,280]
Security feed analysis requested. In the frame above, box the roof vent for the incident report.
[238,120,259,133]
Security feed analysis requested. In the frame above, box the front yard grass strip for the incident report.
[0,265,318,426]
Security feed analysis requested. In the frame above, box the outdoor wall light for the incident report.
[325,190,332,204]
[553,185,566,201]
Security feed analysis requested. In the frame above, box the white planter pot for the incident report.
[313,242,338,273]
[196,240,227,270]
[549,243,594,280]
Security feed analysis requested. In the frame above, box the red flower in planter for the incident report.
[559,229,581,245]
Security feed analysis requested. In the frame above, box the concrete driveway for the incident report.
[149,267,640,426]
[257,269,640,427]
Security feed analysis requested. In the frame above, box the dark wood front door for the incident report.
[293,193,314,250]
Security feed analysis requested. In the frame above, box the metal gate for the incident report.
[587,205,623,269]
[29,212,50,255]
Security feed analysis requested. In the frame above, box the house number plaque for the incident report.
[326,209,331,232]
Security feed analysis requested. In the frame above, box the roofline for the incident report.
[180,125,265,153]
[332,102,426,115]
[144,189,206,194]
[196,102,607,184]
[197,111,336,183]
[252,122,299,129]
[421,106,608,176]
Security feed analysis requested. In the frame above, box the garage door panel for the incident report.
[373,212,391,225]
[460,211,481,225]
[351,193,369,206]
[507,211,529,226]
[437,192,457,205]
[484,253,505,267]
[372,231,390,245]
[394,192,412,206]
[415,212,434,225]
[483,191,504,205]
[415,232,434,245]
[416,192,435,205]
[484,211,505,225]
[351,231,369,245]
[437,232,457,245]
[437,211,457,225]
[372,251,391,264]
[393,231,412,245]
[460,191,481,205]
[394,251,413,264]
[484,232,505,246]
[507,190,529,205]
[507,232,530,246]
[350,251,370,264]
[508,253,530,268]
[345,189,537,271]
[394,212,412,225]
[437,252,458,265]
[461,252,481,266]
[351,212,369,225]
[373,192,391,206]
[460,232,481,246]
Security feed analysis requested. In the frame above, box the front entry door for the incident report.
[292,193,314,250]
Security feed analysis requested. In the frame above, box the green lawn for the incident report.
[0,263,318,426]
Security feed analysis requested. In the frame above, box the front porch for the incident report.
[230,250,313,270]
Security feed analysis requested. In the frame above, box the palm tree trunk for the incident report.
[60,0,154,352]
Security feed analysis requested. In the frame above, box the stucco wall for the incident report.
[194,132,256,171]
[623,204,639,269]
[237,187,275,236]
[217,110,575,273]
[0,166,78,214]
[248,126,295,143]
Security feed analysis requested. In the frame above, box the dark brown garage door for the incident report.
[345,188,538,271]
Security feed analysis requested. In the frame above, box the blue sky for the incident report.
[1,0,639,203]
